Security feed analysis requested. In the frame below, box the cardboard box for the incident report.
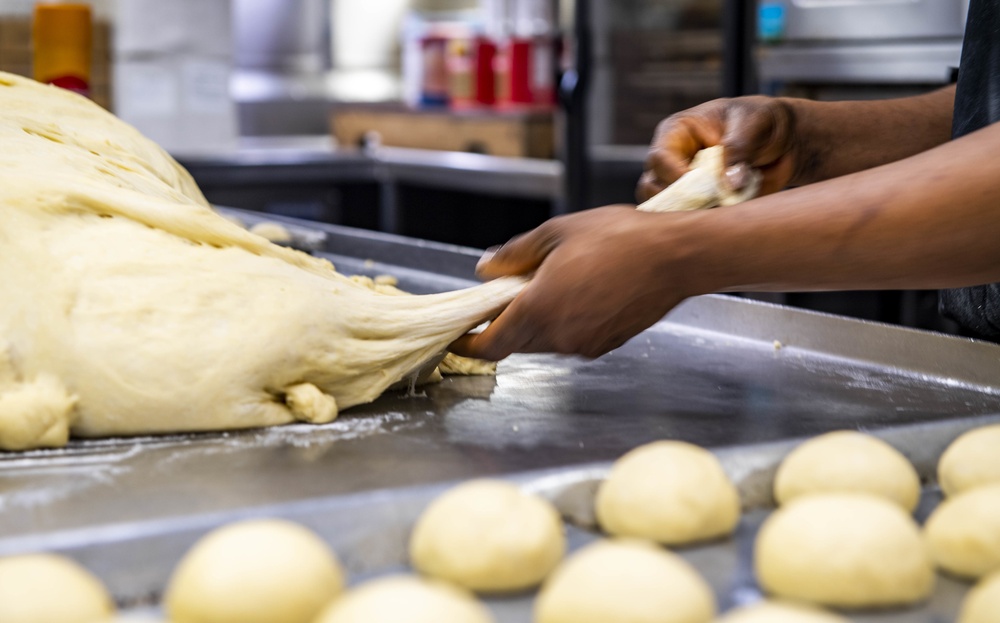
[332,106,555,159]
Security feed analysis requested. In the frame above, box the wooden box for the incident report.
[332,106,555,159]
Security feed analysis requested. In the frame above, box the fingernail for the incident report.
[477,246,501,271]
[725,164,748,190]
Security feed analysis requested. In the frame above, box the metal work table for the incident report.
[175,137,563,239]
[175,136,562,201]
[1,211,998,620]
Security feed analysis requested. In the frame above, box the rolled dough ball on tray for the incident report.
[939,424,1000,497]
[409,479,565,592]
[959,571,1000,623]
[717,601,850,623]
[596,440,740,546]
[754,493,934,609]
[773,430,920,511]
[534,539,716,623]
[314,575,494,623]
[164,519,344,623]
[0,553,115,623]
[925,483,1000,579]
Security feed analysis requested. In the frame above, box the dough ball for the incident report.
[409,479,565,592]
[534,539,715,623]
[773,430,920,511]
[925,483,1000,579]
[248,221,292,243]
[314,575,494,623]
[0,553,114,623]
[164,519,344,623]
[939,424,1000,497]
[717,601,850,623]
[595,440,740,546]
[754,493,934,608]
[959,571,1000,623]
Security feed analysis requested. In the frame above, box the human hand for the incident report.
[637,96,799,202]
[450,206,694,360]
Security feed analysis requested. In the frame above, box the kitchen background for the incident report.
[1,0,972,331]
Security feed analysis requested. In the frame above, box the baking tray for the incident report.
[2,414,994,622]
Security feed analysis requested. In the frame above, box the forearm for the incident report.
[785,85,955,186]
[670,119,1000,294]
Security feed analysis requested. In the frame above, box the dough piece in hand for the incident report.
[637,145,761,213]
[409,479,565,592]
[534,539,715,623]
[717,601,850,623]
[314,575,494,623]
[925,483,1000,579]
[165,519,344,623]
[755,493,934,608]
[0,553,115,623]
[938,424,1000,496]
[773,430,920,511]
[959,571,1000,623]
[596,440,740,545]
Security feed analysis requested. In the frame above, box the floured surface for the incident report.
[0,72,523,449]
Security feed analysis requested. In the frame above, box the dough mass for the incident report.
[0,72,524,450]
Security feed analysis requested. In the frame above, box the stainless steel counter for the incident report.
[1,211,997,620]
[175,136,563,201]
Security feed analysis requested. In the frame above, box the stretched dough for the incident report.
[0,72,524,449]
[637,146,761,213]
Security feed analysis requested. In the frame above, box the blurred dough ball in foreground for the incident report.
[535,539,715,623]
[755,493,934,608]
[939,424,1000,497]
[716,601,850,623]
[409,479,565,592]
[0,553,115,623]
[314,575,494,623]
[959,571,1000,623]
[773,430,920,511]
[164,519,344,623]
[925,483,1000,579]
[248,221,293,244]
[595,441,740,545]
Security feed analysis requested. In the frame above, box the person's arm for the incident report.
[784,84,955,186]
[453,118,1000,360]
[639,86,956,199]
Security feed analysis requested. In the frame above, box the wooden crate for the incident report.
[332,106,555,159]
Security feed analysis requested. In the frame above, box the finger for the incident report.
[645,115,724,187]
[447,304,531,361]
[635,170,667,203]
[476,222,561,280]
[721,100,791,171]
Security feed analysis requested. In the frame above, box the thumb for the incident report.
[476,224,560,280]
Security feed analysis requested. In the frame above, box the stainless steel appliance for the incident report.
[757,0,970,98]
